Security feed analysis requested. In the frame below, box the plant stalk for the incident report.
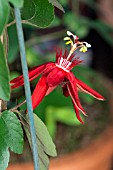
[14,7,39,170]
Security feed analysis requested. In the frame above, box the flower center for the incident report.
[56,57,71,72]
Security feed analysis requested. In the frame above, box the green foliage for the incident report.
[0,111,24,170]
[0,0,24,35]
[21,0,35,20]
[64,12,89,38]
[0,0,9,35]
[0,40,10,100]
[21,113,57,170]
[21,0,54,28]
[26,48,40,67]
[8,0,24,7]
[7,24,19,63]
[46,106,82,138]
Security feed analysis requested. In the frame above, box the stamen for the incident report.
[67,44,77,60]
[64,31,91,60]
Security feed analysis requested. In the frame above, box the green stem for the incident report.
[14,7,39,170]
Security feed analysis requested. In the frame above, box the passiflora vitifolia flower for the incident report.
[10,31,105,124]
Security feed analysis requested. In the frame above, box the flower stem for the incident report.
[14,7,39,170]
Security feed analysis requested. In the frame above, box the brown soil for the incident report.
[50,127,113,170]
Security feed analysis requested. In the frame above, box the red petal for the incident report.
[46,67,66,87]
[10,64,45,83]
[72,100,84,124]
[10,75,23,84]
[75,78,105,101]
[10,62,55,89]
[62,84,69,97]
[66,72,86,115]
[11,78,25,89]
[32,75,48,109]
[45,86,56,96]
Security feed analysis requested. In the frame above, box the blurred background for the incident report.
[8,0,113,170]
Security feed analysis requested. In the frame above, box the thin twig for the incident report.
[6,20,16,27]
[7,19,36,27]
[10,100,26,112]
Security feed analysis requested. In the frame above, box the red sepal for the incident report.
[31,75,48,109]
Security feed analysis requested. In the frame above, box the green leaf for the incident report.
[34,113,57,157]
[0,111,24,170]
[0,0,9,35]
[0,117,9,170]
[26,129,49,170]
[21,0,54,28]
[21,113,57,170]
[8,0,24,7]
[38,146,49,170]
[0,148,9,170]
[21,0,35,20]
[45,109,56,138]
[2,111,24,153]
[7,24,19,63]
[49,0,65,12]
[0,40,10,100]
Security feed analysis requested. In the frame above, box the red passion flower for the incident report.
[10,31,105,124]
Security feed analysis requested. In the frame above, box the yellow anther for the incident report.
[65,40,73,45]
[64,36,73,46]
[64,37,70,41]
[80,46,87,53]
